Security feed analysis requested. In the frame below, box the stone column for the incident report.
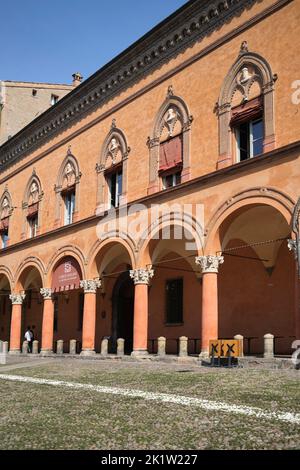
[32,340,39,354]
[56,340,64,355]
[101,337,108,356]
[22,341,28,355]
[117,338,125,356]
[80,279,101,356]
[287,239,300,341]
[157,336,166,356]
[179,336,188,357]
[69,339,77,355]
[40,288,54,355]
[9,293,26,354]
[130,268,154,356]
[195,255,224,357]
[234,334,244,357]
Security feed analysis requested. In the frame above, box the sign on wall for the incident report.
[51,256,82,291]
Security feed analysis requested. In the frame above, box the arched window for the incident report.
[54,149,81,227]
[147,86,193,194]
[0,189,13,248]
[22,171,43,239]
[96,120,130,213]
[217,42,277,169]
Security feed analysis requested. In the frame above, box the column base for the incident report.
[80,349,96,357]
[9,350,21,355]
[131,349,149,357]
[40,349,54,356]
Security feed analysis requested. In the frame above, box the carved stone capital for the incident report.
[130,268,154,285]
[80,279,101,293]
[9,293,26,305]
[147,137,160,149]
[40,288,53,300]
[195,255,224,274]
[95,163,105,174]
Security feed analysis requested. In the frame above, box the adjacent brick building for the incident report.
[0,75,81,145]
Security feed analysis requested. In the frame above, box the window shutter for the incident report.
[159,135,183,173]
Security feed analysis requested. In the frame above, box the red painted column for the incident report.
[130,268,154,356]
[295,264,300,341]
[9,293,25,354]
[40,288,54,354]
[195,255,224,357]
[80,280,101,355]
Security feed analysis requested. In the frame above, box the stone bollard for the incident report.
[117,338,125,356]
[3,342,8,355]
[22,340,28,354]
[0,340,3,353]
[157,336,166,356]
[234,334,244,357]
[179,336,188,357]
[32,340,39,354]
[56,340,64,355]
[69,339,77,355]
[101,338,108,356]
[264,333,274,358]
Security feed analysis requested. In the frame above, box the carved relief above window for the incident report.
[147,86,193,194]
[54,149,81,228]
[0,189,13,248]
[217,42,277,169]
[96,120,130,213]
[63,161,76,188]
[21,171,43,240]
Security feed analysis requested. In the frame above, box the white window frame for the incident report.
[162,172,181,190]
[108,170,122,209]
[51,94,59,106]
[1,231,8,249]
[64,191,75,225]
[236,118,263,162]
[29,215,38,238]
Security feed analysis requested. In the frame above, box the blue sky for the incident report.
[1,0,188,84]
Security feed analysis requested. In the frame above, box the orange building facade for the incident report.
[0,0,300,357]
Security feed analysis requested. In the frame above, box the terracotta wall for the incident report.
[219,240,294,354]
[0,0,299,246]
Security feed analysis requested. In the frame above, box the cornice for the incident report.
[0,0,259,172]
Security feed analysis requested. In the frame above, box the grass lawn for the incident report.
[0,359,299,450]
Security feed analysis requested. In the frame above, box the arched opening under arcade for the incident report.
[16,266,43,350]
[141,224,201,355]
[50,255,83,353]
[217,203,293,355]
[90,240,134,354]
